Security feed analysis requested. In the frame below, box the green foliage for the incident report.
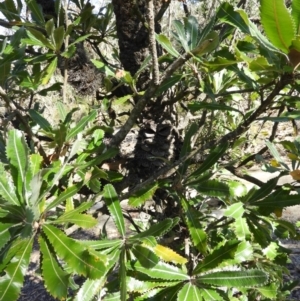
[0,0,300,300]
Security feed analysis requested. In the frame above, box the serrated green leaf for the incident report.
[66,110,97,141]
[45,182,83,211]
[292,0,300,34]
[235,241,253,262]
[103,184,125,237]
[74,277,106,301]
[193,240,239,274]
[172,20,189,51]
[0,236,33,301]
[132,245,159,268]
[252,194,300,208]
[39,236,69,300]
[54,26,65,51]
[151,244,187,265]
[42,224,107,279]
[129,260,189,281]
[178,283,201,301]
[188,142,228,179]
[257,282,278,299]
[25,0,45,24]
[80,239,123,250]
[201,288,223,301]
[265,140,289,169]
[26,28,54,49]
[247,176,279,204]
[130,218,177,242]
[0,164,19,206]
[0,223,14,251]
[179,122,198,176]
[234,217,251,240]
[129,182,159,207]
[194,179,230,197]
[156,74,182,95]
[6,129,31,205]
[53,213,97,228]
[263,242,279,260]
[156,34,180,57]
[188,101,243,115]
[42,57,58,85]
[185,16,200,50]
[30,154,43,176]
[224,202,244,219]
[28,109,52,132]
[260,0,295,53]
[197,269,268,287]
[181,198,207,254]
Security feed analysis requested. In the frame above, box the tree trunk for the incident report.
[112,0,182,196]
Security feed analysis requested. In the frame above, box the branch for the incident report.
[121,74,292,199]
[0,87,50,165]
[147,0,159,85]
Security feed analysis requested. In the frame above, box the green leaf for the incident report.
[188,142,228,179]
[54,26,65,51]
[26,28,54,49]
[103,184,125,237]
[197,269,268,287]
[181,198,207,254]
[247,176,279,204]
[28,109,52,132]
[156,34,180,57]
[53,213,97,228]
[262,242,279,260]
[235,241,253,263]
[265,140,289,170]
[0,223,14,251]
[178,283,202,301]
[193,240,239,274]
[257,282,278,299]
[42,57,58,85]
[188,101,243,115]
[234,218,251,240]
[129,182,159,207]
[224,202,244,219]
[252,193,300,208]
[129,260,189,281]
[292,0,300,34]
[201,288,223,301]
[39,236,69,300]
[119,248,127,301]
[193,180,230,197]
[172,20,189,51]
[185,16,200,50]
[179,122,198,176]
[0,164,19,206]
[66,110,97,141]
[130,218,178,241]
[42,224,107,279]
[45,182,83,211]
[25,0,45,24]
[80,239,123,250]
[156,74,182,95]
[132,245,159,268]
[74,277,106,301]
[0,236,33,301]
[6,129,31,205]
[260,0,295,53]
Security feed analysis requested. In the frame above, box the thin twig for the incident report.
[0,87,50,165]
[63,0,69,104]
[147,0,159,85]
